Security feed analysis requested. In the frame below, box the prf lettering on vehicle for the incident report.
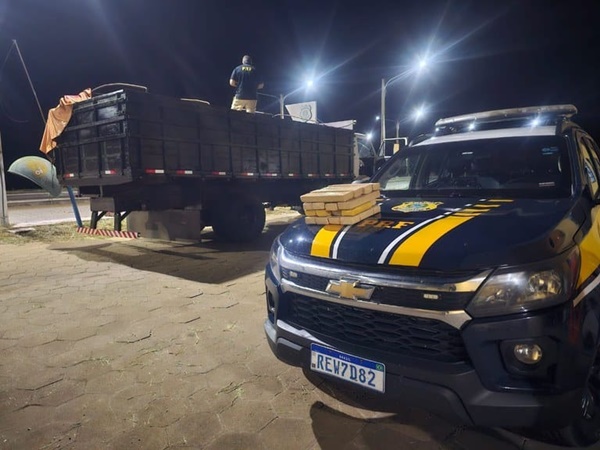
[356,219,415,230]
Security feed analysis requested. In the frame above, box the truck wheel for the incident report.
[549,350,600,447]
[211,197,266,243]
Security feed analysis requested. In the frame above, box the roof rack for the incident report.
[435,104,578,127]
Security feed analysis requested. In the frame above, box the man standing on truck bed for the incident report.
[229,55,264,113]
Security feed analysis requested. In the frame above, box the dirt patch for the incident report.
[0,221,110,244]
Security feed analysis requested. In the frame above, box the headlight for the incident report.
[269,237,283,282]
[467,247,580,317]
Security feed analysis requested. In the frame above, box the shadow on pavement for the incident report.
[309,401,583,450]
[50,220,292,285]
[304,369,582,450]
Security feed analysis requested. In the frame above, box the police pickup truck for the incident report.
[264,105,600,446]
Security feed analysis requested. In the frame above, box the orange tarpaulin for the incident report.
[39,88,92,154]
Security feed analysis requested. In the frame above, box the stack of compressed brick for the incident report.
[301,183,381,225]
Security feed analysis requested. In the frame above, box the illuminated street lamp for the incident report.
[380,56,430,149]
[412,104,427,121]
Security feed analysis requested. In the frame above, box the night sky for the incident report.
[1,0,599,188]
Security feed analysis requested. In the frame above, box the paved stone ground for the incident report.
[0,212,596,449]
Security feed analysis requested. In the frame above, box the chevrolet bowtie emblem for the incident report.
[325,279,374,300]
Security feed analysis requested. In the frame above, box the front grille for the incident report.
[286,295,469,363]
[281,269,473,311]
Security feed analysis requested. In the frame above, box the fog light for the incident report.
[267,292,275,314]
[513,344,543,365]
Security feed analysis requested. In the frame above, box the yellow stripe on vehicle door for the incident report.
[310,225,343,258]
[578,207,600,288]
[388,215,475,266]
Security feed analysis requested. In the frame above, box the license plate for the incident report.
[310,343,385,393]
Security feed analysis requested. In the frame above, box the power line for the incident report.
[11,40,46,125]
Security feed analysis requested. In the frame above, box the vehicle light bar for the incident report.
[435,104,578,127]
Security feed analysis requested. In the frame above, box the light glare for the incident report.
[413,105,426,121]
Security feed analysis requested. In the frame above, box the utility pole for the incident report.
[380,78,386,153]
[0,132,9,227]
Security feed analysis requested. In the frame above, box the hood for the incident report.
[280,197,583,271]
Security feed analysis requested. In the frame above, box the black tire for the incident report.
[211,196,266,243]
[549,350,600,447]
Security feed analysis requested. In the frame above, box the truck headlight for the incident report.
[269,237,283,282]
[467,248,580,318]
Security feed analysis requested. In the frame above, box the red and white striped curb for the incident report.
[77,227,139,239]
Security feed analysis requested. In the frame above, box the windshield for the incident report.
[374,136,572,199]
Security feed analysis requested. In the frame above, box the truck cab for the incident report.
[264,104,600,447]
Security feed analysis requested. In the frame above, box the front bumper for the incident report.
[264,319,582,428]
[264,262,593,429]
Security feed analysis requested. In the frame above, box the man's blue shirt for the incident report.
[230,64,262,100]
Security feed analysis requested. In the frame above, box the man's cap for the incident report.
[242,55,252,65]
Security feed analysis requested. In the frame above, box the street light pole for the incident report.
[258,80,313,119]
[258,91,294,119]
[257,92,284,118]
[380,57,430,154]
[380,78,386,151]
[0,132,9,227]
[279,90,306,120]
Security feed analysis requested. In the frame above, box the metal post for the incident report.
[279,93,285,119]
[395,120,400,153]
[0,132,9,227]
[380,78,386,154]
[66,186,82,227]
